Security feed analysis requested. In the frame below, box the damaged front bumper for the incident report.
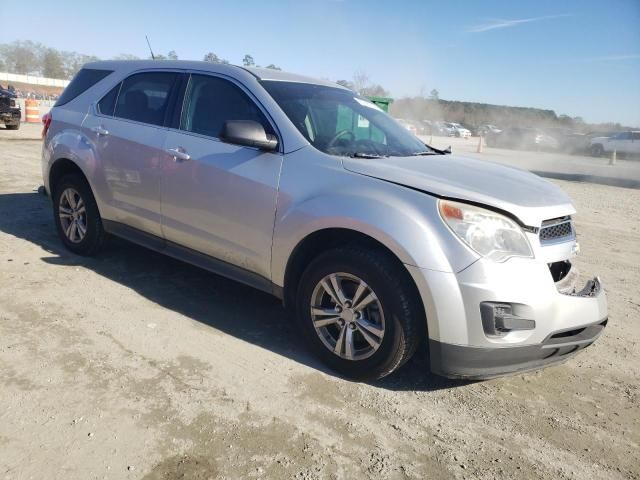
[406,256,608,380]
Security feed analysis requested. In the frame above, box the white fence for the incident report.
[1,72,63,121]
[0,72,69,88]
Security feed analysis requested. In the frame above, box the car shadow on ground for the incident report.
[0,191,472,392]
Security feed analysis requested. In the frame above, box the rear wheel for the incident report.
[5,123,20,130]
[52,173,105,256]
[296,246,424,380]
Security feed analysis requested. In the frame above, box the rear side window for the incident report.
[114,72,177,126]
[181,74,273,138]
[55,68,113,106]
[97,84,120,116]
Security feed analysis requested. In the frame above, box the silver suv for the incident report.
[42,61,607,380]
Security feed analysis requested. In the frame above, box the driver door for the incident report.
[160,74,283,279]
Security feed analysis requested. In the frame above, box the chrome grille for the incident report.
[539,217,574,244]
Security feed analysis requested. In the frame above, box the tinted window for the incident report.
[181,75,273,138]
[632,132,640,140]
[55,68,113,106]
[97,84,120,116]
[114,72,177,126]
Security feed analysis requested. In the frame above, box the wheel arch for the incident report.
[49,157,87,193]
[48,157,104,218]
[282,228,423,318]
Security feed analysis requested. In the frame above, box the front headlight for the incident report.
[438,199,533,262]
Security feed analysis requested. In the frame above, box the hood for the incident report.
[343,154,575,227]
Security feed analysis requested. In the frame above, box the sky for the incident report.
[1,0,639,125]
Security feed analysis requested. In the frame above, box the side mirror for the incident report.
[221,120,278,151]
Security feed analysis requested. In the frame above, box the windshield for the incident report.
[262,81,434,157]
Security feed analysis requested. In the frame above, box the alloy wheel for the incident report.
[58,187,87,244]
[310,272,385,361]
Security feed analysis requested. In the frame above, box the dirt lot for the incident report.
[1,136,639,480]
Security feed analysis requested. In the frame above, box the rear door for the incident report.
[160,73,283,280]
[83,71,181,237]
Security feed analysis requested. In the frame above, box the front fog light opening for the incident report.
[481,302,536,337]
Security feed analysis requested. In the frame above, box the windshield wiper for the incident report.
[350,152,387,159]
[411,151,438,156]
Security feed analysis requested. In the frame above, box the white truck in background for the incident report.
[591,131,640,157]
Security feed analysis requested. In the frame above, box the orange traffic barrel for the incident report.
[25,99,40,123]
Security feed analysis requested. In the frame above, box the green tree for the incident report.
[265,63,281,70]
[1,40,43,74]
[167,50,178,60]
[360,84,388,97]
[62,52,100,78]
[203,52,220,63]
[429,89,439,101]
[42,48,65,78]
[112,54,140,60]
[336,79,354,90]
[242,54,255,67]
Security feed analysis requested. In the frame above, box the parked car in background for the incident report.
[42,60,607,380]
[486,127,558,150]
[419,119,433,135]
[476,124,502,137]
[590,131,640,157]
[407,119,426,135]
[0,86,21,130]
[560,132,590,154]
[445,122,471,138]
[395,118,418,135]
[432,121,455,137]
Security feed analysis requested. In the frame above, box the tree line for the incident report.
[1,40,629,131]
[0,40,281,79]
[389,96,630,132]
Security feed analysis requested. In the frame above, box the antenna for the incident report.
[145,35,155,60]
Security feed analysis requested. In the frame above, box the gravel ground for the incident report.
[0,138,638,480]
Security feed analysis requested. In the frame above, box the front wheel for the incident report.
[296,246,424,380]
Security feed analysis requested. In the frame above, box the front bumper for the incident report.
[0,110,21,125]
[430,317,607,379]
[406,256,608,379]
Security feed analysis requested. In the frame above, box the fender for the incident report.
[270,149,480,287]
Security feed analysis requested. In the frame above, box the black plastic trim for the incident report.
[429,318,607,379]
[103,220,283,298]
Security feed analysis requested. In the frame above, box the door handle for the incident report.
[166,147,191,162]
[91,126,109,136]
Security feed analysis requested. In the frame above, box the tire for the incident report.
[591,144,604,157]
[52,173,105,256]
[295,246,424,380]
[5,123,19,130]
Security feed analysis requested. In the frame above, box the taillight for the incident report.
[42,112,52,139]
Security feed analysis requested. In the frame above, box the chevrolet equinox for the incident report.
[42,61,608,380]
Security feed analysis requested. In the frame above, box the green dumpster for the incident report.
[366,96,393,113]
[334,96,394,144]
